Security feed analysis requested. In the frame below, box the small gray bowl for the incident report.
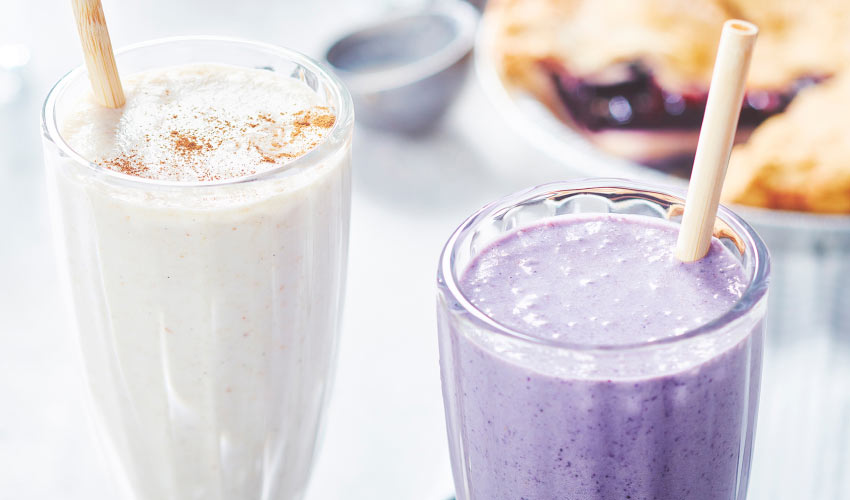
[325,1,478,134]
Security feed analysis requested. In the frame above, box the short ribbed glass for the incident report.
[437,179,770,500]
[42,38,354,500]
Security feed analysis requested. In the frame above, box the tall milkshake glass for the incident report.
[42,38,353,500]
[437,179,769,500]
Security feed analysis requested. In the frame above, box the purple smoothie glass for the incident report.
[436,178,770,500]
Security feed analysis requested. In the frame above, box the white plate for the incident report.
[474,13,850,234]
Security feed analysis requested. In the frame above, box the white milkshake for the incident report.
[43,45,352,500]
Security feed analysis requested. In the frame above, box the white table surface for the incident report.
[0,1,570,498]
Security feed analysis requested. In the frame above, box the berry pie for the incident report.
[488,0,850,212]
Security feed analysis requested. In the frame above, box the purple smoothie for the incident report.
[439,213,763,500]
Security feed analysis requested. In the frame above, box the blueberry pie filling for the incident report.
[541,59,823,132]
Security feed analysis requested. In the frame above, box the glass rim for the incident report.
[41,35,355,190]
[438,177,771,353]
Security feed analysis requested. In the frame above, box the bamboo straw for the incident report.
[675,20,758,262]
[71,0,125,108]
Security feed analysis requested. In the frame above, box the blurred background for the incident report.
[1,0,848,499]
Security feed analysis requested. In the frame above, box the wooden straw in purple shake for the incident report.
[675,20,758,262]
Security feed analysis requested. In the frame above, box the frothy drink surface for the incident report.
[461,214,746,346]
[443,214,762,500]
[61,63,335,181]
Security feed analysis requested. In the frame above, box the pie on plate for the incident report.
[487,0,850,213]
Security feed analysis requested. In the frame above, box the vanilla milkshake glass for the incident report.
[42,38,353,500]
[437,179,770,500]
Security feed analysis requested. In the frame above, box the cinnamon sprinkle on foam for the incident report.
[61,64,338,182]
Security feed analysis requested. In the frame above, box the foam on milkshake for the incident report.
[61,63,336,182]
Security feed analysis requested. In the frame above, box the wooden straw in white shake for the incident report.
[71,0,125,108]
[675,20,758,262]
